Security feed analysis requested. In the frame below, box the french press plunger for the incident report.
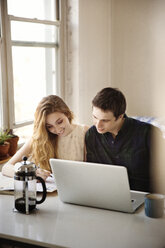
[14,156,47,214]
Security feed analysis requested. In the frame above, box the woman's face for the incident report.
[45,112,72,137]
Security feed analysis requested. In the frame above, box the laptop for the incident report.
[49,159,145,213]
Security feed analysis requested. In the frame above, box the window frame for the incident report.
[0,0,64,131]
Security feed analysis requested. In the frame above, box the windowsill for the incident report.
[0,157,11,165]
[17,138,26,149]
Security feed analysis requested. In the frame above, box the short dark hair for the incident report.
[92,87,126,119]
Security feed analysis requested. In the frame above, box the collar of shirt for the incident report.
[104,114,130,139]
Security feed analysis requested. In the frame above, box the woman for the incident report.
[2,95,88,180]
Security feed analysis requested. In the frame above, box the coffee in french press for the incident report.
[14,156,47,214]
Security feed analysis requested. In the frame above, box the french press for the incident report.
[14,156,47,214]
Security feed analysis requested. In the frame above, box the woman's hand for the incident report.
[36,168,51,181]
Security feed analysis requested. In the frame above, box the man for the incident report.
[85,87,152,192]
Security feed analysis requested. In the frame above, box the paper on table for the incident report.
[37,174,57,192]
[0,172,57,193]
[0,172,14,191]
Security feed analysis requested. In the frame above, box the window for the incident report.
[0,0,62,141]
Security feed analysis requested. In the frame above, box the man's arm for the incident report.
[85,128,98,163]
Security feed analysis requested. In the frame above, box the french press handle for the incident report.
[36,176,47,204]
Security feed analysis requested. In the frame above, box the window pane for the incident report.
[14,125,34,143]
[7,0,57,21]
[11,21,58,43]
[12,46,56,124]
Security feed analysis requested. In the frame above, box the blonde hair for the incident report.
[30,95,74,171]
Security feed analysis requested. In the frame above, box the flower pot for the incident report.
[0,142,10,160]
[7,135,19,156]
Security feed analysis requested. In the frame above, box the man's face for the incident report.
[92,106,124,135]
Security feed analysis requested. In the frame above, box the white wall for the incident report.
[64,0,165,123]
[111,0,165,118]
[64,0,111,125]
[78,0,111,125]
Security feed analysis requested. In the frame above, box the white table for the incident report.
[0,192,165,248]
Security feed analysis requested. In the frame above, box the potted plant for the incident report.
[0,129,12,160]
[7,129,19,156]
[0,128,19,160]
